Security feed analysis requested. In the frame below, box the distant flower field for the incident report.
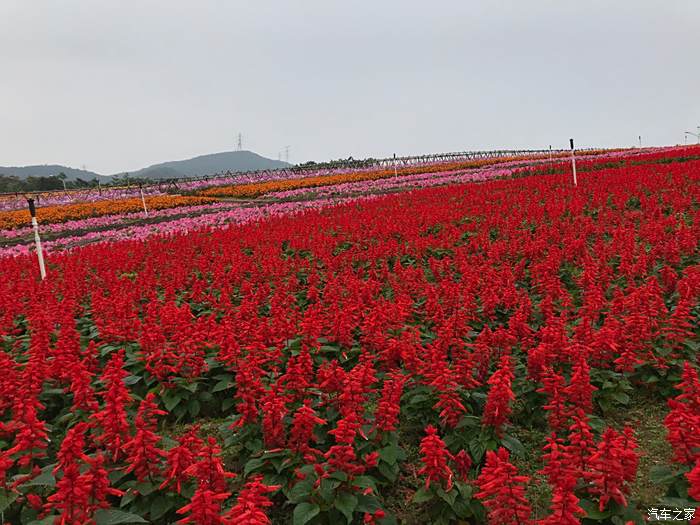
[0,146,698,524]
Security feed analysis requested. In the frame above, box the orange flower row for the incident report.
[197,150,619,199]
[0,195,217,230]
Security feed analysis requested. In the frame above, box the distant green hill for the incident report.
[122,151,290,179]
[0,150,290,182]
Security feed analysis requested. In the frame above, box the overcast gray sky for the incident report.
[1,1,699,174]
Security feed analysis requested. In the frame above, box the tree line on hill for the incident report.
[295,156,378,170]
[0,173,157,193]
[0,173,89,192]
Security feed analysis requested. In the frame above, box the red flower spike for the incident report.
[536,481,585,525]
[43,423,93,523]
[287,399,326,460]
[540,433,576,488]
[564,410,596,476]
[584,427,638,512]
[665,397,700,466]
[564,356,596,415]
[178,437,235,525]
[482,354,515,436]
[453,450,472,482]
[91,350,132,461]
[84,453,124,513]
[374,371,407,433]
[261,387,288,449]
[177,490,230,525]
[222,475,280,525]
[184,437,236,493]
[122,393,167,481]
[417,425,454,491]
[161,426,205,493]
[676,362,700,414]
[475,447,532,525]
[537,368,569,431]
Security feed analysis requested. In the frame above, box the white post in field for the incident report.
[140,185,149,216]
[27,198,47,280]
[570,138,577,187]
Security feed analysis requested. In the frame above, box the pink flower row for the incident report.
[0,201,240,239]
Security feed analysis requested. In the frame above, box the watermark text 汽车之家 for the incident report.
[647,507,696,522]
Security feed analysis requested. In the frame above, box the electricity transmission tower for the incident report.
[237,133,243,151]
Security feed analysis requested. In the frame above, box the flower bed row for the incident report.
[0,201,240,241]
[194,153,578,199]
[0,186,166,212]
[0,195,218,230]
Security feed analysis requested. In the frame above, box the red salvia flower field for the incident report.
[0,146,699,524]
